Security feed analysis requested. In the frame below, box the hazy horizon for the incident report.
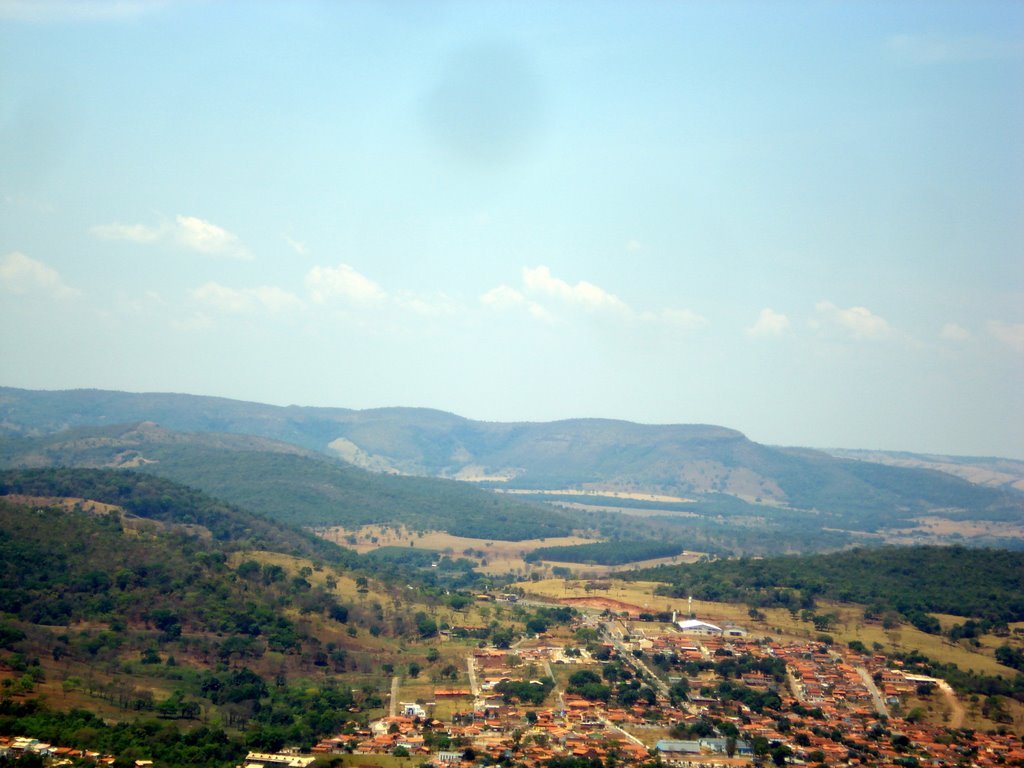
[1,1,1022,459]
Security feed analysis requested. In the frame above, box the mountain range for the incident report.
[1,386,1022,553]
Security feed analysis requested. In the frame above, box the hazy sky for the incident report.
[1,1,1022,458]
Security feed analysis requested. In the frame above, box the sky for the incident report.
[1,1,1022,459]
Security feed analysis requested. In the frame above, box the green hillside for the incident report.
[0,487,362,762]
[0,466,355,566]
[0,423,576,541]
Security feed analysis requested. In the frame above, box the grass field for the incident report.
[317,524,598,576]
[325,755,423,768]
[316,524,706,577]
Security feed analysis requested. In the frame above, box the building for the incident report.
[676,619,723,636]
[242,752,317,768]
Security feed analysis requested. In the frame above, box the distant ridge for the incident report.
[1,386,1021,552]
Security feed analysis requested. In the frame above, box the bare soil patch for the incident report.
[556,597,647,616]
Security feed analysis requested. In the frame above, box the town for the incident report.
[3,595,1022,768]
[3,551,1022,768]
[267,607,1019,768]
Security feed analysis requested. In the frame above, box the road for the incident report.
[856,666,890,718]
[389,675,399,716]
[543,657,565,712]
[601,620,672,701]
[935,679,965,727]
[467,655,480,697]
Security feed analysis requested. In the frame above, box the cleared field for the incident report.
[317,525,707,575]
[328,755,422,768]
[317,524,597,575]
[499,489,696,504]
[887,516,1024,540]
[549,501,700,518]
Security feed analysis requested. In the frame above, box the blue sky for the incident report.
[1,0,1022,458]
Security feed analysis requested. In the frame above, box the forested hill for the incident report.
[0,467,356,566]
[0,487,367,760]
[0,490,348,639]
[0,423,576,541]
[632,546,1024,625]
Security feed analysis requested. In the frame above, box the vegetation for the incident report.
[0,700,244,768]
[3,387,1021,555]
[0,495,351,648]
[0,467,355,566]
[889,649,1024,704]
[0,427,576,542]
[633,545,1024,624]
[525,540,683,565]
[494,677,555,705]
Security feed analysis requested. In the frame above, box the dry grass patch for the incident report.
[228,550,367,601]
[499,489,696,504]
[327,755,423,768]
[881,516,1024,543]
[317,524,597,575]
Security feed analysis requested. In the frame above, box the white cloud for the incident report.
[90,214,250,259]
[481,284,525,309]
[396,291,459,317]
[483,266,704,330]
[988,320,1024,353]
[939,322,971,342]
[747,308,791,338]
[480,284,551,322]
[305,264,386,304]
[193,282,302,314]
[815,300,890,339]
[284,235,308,255]
[658,308,708,331]
[90,221,165,242]
[175,215,250,259]
[888,32,1024,64]
[626,239,642,253]
[522,265,629,313]
[0,251,77,298]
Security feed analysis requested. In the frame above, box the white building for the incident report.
[675,619,723,636]
[242,753,316,768]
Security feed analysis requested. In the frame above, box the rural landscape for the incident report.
[1,387,1022,768]
[2,2,1021,767]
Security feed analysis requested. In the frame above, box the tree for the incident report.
[770,744,792,766]
[329,603,349,623]
[416,612,438,638]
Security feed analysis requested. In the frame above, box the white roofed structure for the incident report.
[676,619,723,635]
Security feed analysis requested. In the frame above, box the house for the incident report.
[401,702,427,718]
[656,739,703,756]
